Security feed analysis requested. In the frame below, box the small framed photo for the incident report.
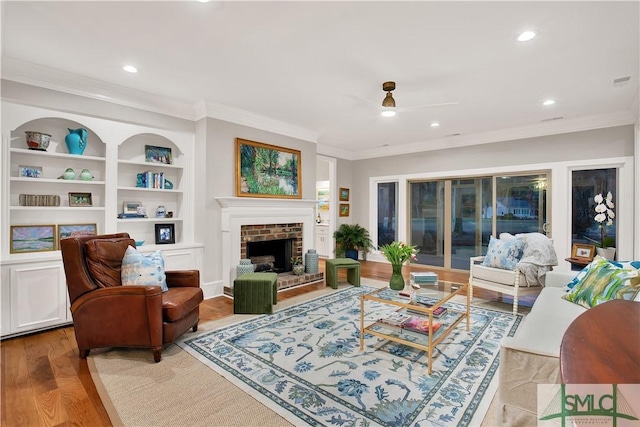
[10,225,56,253]
[68,192,92,207]
[123,201,142,214]
[19,165,42,178]
[155,223,175,244]
[339,203,350,217]
[58,223,97,241]
[145,145,173,165]
[571,243,595,260]
[339,187,350,202]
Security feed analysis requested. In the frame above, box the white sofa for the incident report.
[497,270,584,426]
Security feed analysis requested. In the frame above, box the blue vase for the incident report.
[65,128,88,155]
[305,249,319,274]
[236,259,255,276]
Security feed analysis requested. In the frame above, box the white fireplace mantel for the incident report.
[215,197,318,287]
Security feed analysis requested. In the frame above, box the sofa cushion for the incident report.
[121,245,168,292]
[563,258,640,308]
[482,236,524,270]
[84,237,135,288]
[568,256,640,289]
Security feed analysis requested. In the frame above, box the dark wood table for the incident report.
[564,257,590,268]
[560,299,640,384]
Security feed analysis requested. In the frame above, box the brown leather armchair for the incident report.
[60,233,203,362]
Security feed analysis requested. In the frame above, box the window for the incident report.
[572,168,616,249]
[377,182,397,247]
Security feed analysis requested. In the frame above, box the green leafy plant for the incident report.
[290,256,303,266]
[333,224,374,258]
[379,241,419,265]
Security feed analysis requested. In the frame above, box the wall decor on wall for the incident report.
[236,138,301,199]
[339,187,350,202]
[10,225,56,253]
[58,223,97,241]
[19,165,42,178]
[145,145,173,165]
[339,203,350,217]
[155,223,175,244]
[68,192,92,207]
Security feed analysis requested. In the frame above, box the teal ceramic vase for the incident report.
[389,264,405,291]
[65,128,88,155]
[305,249,319,274]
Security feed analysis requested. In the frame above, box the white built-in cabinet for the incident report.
[316,225,331,257]
[0,102,203,338]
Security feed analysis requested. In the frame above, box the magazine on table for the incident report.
[406,301,448,318]
[402,317,443,334]
[378,312,412,327]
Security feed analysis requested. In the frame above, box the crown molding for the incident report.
[196,100,319,143]
[316,143,358,161]
[350,110,637,161]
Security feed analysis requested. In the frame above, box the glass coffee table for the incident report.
[359,280,470,375]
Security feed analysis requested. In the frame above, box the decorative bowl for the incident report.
[25,131,51,151]
[135,240,145,246]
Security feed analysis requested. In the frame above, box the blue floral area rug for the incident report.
[179,285,523,427]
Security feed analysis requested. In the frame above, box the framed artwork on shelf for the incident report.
[19,165,42,178]
[339,203,350,217]
[58,224,97,241]
[123,201,142,214]
[10,225,56,254]
[235,138,301,199]
[339,187,350,201]
[155,223,175,244]
[571,243,595,261]
[68,192,92,207]
[145,145,173,165]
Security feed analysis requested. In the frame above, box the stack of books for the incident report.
[406,301,448,318]
[410,272,438,285]
[378,312,443,334]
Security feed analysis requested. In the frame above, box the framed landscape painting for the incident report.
[10,225,56,253]
[236,138,301,199]
[58,224,97,241]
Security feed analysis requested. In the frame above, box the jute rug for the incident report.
[89,280,523,426]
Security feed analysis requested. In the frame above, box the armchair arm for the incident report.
[470,256,485,264]
[70,285,163,350]
[166,270,200,288]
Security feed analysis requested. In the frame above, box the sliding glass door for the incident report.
[407,172,549,270]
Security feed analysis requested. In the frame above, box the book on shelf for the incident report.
[405,301,448,318]
[378,312,412,327]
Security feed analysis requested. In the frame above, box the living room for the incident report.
[1,1,639,426]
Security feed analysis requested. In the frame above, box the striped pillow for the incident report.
[567,256,640,289]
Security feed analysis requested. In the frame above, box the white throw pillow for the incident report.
[121,245,168,292]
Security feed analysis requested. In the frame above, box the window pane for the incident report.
[572,168,616,250]
[452,178,492,269]
[495,174,547,236]
[410,181,445,267]
[377,182,397,247]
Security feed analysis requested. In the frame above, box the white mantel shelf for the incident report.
[215,197,318,209]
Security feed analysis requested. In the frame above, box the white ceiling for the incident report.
[2,1,639,160]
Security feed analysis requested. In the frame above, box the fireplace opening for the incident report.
[247,238,293,273]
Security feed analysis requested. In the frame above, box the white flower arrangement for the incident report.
[593,191,615,248]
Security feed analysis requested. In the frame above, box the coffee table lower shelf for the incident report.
[359,283,469,375]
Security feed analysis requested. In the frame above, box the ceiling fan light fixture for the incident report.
[381,109,396,117]
[382,92,396,108]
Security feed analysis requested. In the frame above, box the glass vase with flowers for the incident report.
[379,241,419,290]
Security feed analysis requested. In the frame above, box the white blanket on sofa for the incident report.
[515,232,558,286]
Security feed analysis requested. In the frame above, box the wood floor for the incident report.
[1,261,470,427]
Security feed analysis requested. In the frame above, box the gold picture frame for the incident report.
[339,203,350,217]
[571,243,595,261]
[236,138,301,199]
[339,187,350,202]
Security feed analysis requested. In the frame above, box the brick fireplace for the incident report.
[216,197,319,290]
[241,223,303,272]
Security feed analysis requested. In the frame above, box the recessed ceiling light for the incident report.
[542,99,555,106]
[197,0,210,2]
[123,65,138,73]
[430,122,440,128]
[517,30,536,42]
[381,109,396,117]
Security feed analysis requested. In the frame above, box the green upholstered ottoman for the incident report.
[234,272,278,314]
[325,258,361,289]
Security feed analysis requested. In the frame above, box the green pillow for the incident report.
[563,258,640,308]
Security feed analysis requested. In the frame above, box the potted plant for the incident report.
[291,256,305,275]
[584,191,616,259]
[333,224,374,260]
[379,241,419,290]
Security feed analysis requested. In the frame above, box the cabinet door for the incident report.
[10,262,68,334]
[0,268,10,336]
